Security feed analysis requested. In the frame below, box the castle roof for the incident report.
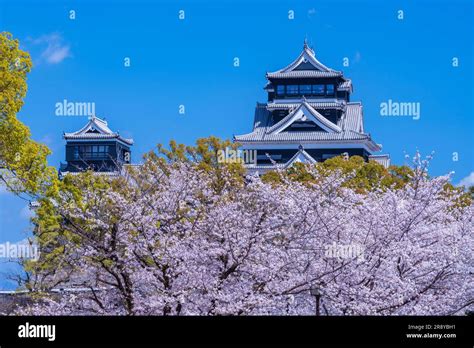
[234,100,381,152]
[63,115,133,145]
[266,41,343,79]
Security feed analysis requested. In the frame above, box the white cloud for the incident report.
[44,45,70,64]
[457,172,474,188]
[29,33,71,65]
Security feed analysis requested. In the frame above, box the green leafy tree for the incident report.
[24,137,246,290]
[152,136,245,192]
[24,171,120,290]
[0,32,56,198]
[262,155,414,193]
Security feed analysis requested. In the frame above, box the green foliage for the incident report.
[262,155,415,193]
[0,32,56,197]
[27,137,473,292]
[4,27,467,293]
[153,136,246,193]
[25,171,121,289]
[441,182,473,210]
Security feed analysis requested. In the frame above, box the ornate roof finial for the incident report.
[304,37,309,49]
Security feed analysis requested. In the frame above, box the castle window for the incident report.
[300,85,311,95]
[77,145,109,159]
[287,85,299,95]
[276,85,285,96]
[326,84,335,96]
[312,84,325,96]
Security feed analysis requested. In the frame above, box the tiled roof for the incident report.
[266,101,346,111]
[235,130,370,142]
[369,154,391,168]
[266,71,342,79]
[244,148,318,175]
[64,115,133,145]
[234,101,381,152]
[341,102,364,133]
[253,103,272,129]
[244,101,363,135]
[285,148,317,166]
[65,115,113,135]
[267,101,342,133]
[245,149,316,170]
[64,133,121,139]
[267,41,341,79]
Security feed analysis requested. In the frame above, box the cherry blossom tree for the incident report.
[16,152,473,316]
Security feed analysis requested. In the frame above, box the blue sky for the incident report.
[0,0,473,289]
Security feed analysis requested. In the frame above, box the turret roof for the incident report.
[63,115,133,145]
